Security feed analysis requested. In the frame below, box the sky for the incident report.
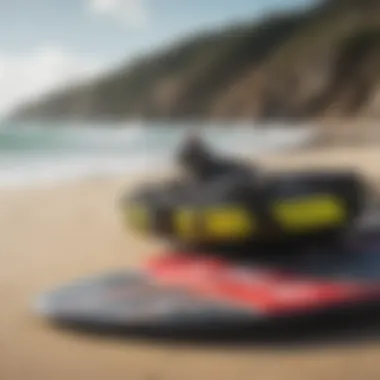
[0,0,315,115]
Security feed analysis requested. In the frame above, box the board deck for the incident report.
[35,229,380,336]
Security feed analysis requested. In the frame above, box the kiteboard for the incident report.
[34,228,380,338]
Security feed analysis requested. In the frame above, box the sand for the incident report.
[1,146,380,380]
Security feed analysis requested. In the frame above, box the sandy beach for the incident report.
[1,145,380,380]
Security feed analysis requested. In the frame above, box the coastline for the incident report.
[1,143,380,380]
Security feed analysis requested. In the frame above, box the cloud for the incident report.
[89,0,149,28]
[0,45,105,116]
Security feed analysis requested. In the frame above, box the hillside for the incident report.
[10,0,380,121]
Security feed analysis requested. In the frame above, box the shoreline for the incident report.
[0,127,375,193]
[0,124,318,191]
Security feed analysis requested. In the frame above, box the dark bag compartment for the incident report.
[123,170,367,246]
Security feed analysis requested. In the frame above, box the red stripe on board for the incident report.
[147,254,376,315]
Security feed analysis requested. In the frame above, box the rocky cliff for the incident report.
[11,0,380,121]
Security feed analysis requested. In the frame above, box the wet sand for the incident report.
[1,146,380,380]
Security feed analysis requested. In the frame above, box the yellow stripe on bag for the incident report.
[174,208,198,240]
[203,206,256,240]
[273,194,346,231]
[126,203,149,232]
[174,206,256,241]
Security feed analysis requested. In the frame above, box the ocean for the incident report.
[0,121,317,188]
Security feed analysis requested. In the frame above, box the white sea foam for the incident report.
[0,122,317,188]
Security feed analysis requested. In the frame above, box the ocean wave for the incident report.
[0,122,317,188]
